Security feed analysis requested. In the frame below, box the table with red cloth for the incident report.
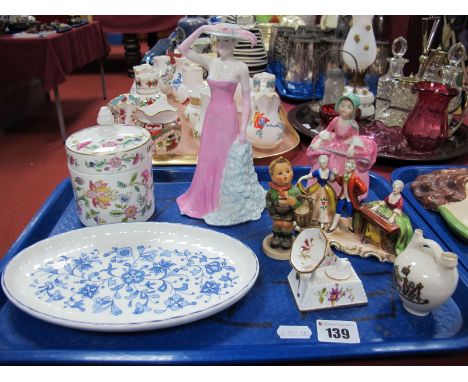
[93,15,180,34]
[93,16,180,74]
[0,21,110,140]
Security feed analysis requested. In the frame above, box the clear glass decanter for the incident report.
[441,42,466,113]
[375,36,408,124]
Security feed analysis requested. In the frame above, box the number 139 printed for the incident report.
[316,320,360,344]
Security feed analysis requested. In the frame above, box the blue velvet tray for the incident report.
[391,165,468,272]
[1,166,467,364]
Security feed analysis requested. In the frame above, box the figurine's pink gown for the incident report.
[176,79,265,224]
[307,116,377,198]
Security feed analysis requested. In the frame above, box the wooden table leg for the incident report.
[53,86,67,142]
[123,33,142,77]
[99,57,107,100]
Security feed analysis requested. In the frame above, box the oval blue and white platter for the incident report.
[1,222,259,332]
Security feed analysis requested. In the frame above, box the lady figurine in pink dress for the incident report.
[176,23,266,226]
[307,95,377,197]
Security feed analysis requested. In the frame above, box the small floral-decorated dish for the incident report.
[1,222,259,332]
[107,93,142,126]
[290,228,331,274]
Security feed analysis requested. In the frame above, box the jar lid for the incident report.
[65,107,150,156]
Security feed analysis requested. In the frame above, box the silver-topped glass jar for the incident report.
[387,75,419,128]
[65,107,155,226]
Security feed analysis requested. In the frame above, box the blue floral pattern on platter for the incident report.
[29,245,239,318]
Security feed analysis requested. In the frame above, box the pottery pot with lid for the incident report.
[133,63,159,95]
[65,107,155,226]
[393,229,459,316]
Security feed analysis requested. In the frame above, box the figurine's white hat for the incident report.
[208,23,257,47]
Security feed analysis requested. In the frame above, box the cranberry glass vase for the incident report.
[402,81,459,151]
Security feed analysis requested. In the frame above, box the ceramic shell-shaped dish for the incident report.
[290,228,332,274]
[65,124,154,226]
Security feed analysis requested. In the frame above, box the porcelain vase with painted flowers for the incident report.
[153,55,175,95]
[171,56,189,96]
[247,90,285,149]
[65,107,155,226]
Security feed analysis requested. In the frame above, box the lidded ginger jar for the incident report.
[65,107,155,226]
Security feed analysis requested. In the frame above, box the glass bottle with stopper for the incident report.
[441,42,466,113]
[375,36,409,125]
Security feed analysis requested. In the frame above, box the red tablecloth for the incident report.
[0,21,110,92]
[93,16,180,34]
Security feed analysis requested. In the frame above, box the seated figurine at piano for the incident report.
[353,180,413,255]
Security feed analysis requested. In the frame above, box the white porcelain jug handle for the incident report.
[419,237,443,261]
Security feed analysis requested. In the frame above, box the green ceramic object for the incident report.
[438,204,468,242]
